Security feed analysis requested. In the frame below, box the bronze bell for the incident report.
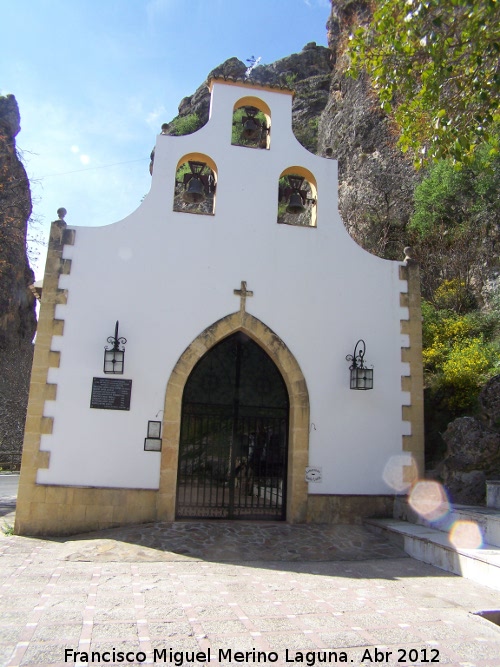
[242,118,260,140]
[286,192,305,214]
[183,177,205,203]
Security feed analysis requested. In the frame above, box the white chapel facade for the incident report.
[16,78,424,535]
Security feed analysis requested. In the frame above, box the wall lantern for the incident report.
[181,161,215,203]
[144,420,162,452]
[280,176,316,215]
[103,321,127,374]
[346,339,373,390]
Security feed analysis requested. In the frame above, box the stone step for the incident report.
[365,518,500,591]
[393,496,500,547]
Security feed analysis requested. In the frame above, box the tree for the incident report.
[408,144,500,306]
[347,0,500,166]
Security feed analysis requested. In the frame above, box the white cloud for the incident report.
[79,154,90,165]
[146,0,176,23]
[71,145,80,153]
[303,0,330,7]
[146,106,167,131]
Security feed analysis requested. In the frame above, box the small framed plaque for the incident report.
[147,420,161,438]
[90,377,132,411]
[144,438,162,452]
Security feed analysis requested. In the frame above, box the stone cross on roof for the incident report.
[233,281,253,313]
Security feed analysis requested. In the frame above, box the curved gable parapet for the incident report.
[58,79,409,270]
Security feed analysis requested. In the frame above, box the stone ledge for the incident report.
[366,517,500,590]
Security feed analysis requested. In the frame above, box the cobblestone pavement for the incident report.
[1,510,500,667]
[57,522,408,564]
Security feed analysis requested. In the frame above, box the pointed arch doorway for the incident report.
[176,332,289,520]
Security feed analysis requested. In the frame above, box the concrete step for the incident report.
[393,496,500,547]
[366,517,500,591]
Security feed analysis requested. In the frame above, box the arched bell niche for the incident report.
[173,153,217,215]
[278,166,317,227]
[231,96,271,150]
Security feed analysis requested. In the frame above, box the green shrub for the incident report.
[170,113,201,136]
[422,299,499,411]
[440,337,497,410]
[433,278,475,312]
[283,73,297,88]
[1,523,13,536]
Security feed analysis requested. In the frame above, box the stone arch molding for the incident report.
[158,310,310,523]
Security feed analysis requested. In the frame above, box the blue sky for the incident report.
[1,0,330,279]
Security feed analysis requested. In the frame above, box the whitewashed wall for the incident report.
[37,81,410,495]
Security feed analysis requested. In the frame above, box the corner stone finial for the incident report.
[404,246,415,262]
[57,208,67,221]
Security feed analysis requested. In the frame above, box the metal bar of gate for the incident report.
[178,407,287,519]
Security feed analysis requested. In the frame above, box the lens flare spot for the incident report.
[383,454,419,492]
[409,480,450,521]
[449,520,483,549]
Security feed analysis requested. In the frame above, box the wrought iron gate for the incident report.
[176,333,289,520]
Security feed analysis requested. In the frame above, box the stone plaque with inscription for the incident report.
[90,377,132,411]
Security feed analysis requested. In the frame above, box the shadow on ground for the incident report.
[58,521,409,564]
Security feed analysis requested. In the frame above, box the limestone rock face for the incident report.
[0,94,36,347]
[479,375,500,430]
[318,0,418,259]
[0,94,21,137]
[440,392,500,504]
[0,94,36,469]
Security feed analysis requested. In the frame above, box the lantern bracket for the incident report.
[346,339,374,390]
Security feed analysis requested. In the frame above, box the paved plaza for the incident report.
[1,486,499,667]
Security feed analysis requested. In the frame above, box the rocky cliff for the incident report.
[0,94,37,469]
[439,376,500,504]
[318,0,418,259]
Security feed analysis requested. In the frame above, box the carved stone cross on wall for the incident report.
[233,281,253,313]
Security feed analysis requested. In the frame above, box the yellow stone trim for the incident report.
[399,260,425,476]
[36,451,50,469]
[48,351,61,368]
[280,165,317,188]
[40,417,54,435]
[53,320,65,336]
[158,310,310,523]
[401,376,412,393]
[60,259,72,275]
[14,485,157,536]
[307,495,394,524]
[233,95,271,118]
[175,153,217,176]
[208,77,295,98]
[400,320,410,335]
[15,219,76,536]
